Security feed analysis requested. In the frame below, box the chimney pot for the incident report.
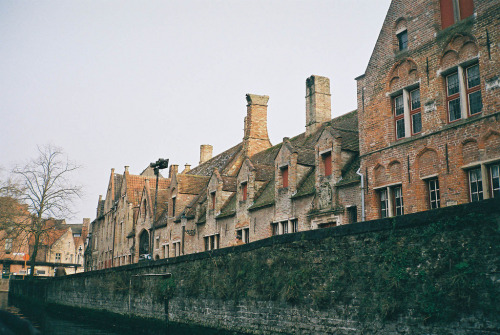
[182,164,191,174]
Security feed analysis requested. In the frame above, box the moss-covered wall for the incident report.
[10,199,500,334]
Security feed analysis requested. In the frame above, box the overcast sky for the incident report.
[0,0,391,221]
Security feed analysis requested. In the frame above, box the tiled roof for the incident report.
[336,155,361,187]
[248,179,275,211]
[295,146,315,166]
[177,175,210,195]
[217,193,237,219]
[188,143,243,177]
[292,169,316,199]
[254,164,275,181]
[125,174,170,206]
[250,144,282,166]
[222,176,237,192]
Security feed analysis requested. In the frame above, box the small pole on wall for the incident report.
[149,158,169,259]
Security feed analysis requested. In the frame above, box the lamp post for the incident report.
[149,158,169,259]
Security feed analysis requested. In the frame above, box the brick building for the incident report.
[87,0,498,269]
[356,0,499,220]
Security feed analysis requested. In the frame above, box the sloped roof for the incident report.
[140,165,165,178]
[222,176,237,192]
[125,174,170,207]
[67,224,82,235]
[188,143,243,177]
[292,169,316,199]
[254,164,275,181]
[336,155,361,187]
[248,179,275,211]
[217,193,237,219]
[176,174,210,195]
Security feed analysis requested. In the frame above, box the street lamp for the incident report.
[149,158,169,259]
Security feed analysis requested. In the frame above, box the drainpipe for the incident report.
[356,168,366,222]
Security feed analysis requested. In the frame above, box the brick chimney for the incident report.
[306,75,331,136]
[199,144,213,164]
[182,164,191,174]
[243,94,272,157]
[82,218,90,239]
[169,164,178,178]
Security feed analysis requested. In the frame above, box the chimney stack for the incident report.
[199,144,213,164]
[169,164,178,178]
[182,164,191,174]
[124,166,129,173]
[243,94,272,157]
[305,75,331,136]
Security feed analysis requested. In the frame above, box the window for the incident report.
[4,239,12,253]
[394,186,404,216]
[428,178,441,209]
[236,229,242,240]
[210,192,216,210]
[281,221,288,234]
[393,94,405,139]
[55,253,61,262]
[243,228,249,244]
[171,197,176,217]
[347,206,357,224]
[393,86,421,140]
[440,0,474,29]
[173,242,181,256]
[164,245,169,258]
[380,189,389,218]
[241,182,248,201]
[322,152,332,176]
[155,237,160,250]
[204,235,219,251]
[271,223,279,236]
[466,64,482,115]
[410,89,422,134]
[469,168,483,202]
[291,219,298,233]
[397,30,408,51]
[446,72,461,121]
[446,63,482,122]
[379,185,404,218]
[491,164,500,198]
[281,166,289,188]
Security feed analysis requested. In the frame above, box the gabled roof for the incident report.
[125,174,170,207]
[176,174,210,195]
[248,178,275,211]
[221,176,237,192]
[292,169,316,199]
[217,193,237,219]
[188,143,243,177]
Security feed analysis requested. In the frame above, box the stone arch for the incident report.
[388,160,402,183]
[374,163,387,187]
[440,33,479,68]
[417,148,439,177]
[483,130,500,158]
[388,58,419,91]
[461,138,479,165]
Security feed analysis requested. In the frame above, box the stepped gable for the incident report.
[113,174,123,201]
[187,143,243,177]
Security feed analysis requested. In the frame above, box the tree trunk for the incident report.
[29,233,40,277]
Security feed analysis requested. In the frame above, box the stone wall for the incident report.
[10,199,500,334]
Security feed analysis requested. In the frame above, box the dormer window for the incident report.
[210,192,216,210]
[241,182,248,201]
[281,166,289,188]
[322,151,332,176]
[397,30,408,51]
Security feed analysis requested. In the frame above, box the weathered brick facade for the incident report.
[356,0,499,220]
[87,0,499,269]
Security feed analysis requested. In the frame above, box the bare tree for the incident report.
[12,145,82,276]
